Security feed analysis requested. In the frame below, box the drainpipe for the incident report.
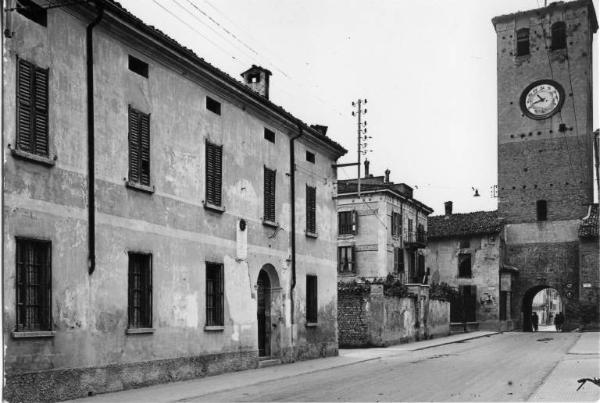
[87,4,104,274]
[289,125,304,347]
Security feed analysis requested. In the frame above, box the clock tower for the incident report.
[492,0,598,330]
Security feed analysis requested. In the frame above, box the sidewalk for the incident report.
[528,332,600,402]
[69,331,498,402]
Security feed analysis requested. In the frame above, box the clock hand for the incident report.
[537,95,545,101]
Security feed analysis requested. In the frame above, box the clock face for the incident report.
[520,80,564,120]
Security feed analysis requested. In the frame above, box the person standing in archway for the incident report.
[531,312,539,332]
[554,312,564,332]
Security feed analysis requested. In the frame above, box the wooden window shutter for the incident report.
[17,59,49,156]
[306,185,316,233]
[128,107,140,183]
[140,113,151,186]
[128,107,151,186]
[206,142,223,206]
[264,167,276,222]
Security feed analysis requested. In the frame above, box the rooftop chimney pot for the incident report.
[444,201,453,215]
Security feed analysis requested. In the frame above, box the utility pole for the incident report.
[352,99,368,197]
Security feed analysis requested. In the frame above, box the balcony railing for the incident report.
[405,230,427,247]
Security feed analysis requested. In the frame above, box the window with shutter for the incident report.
[15,238,52,332]
[338,211,354,235]
[206,263,224,326]
[128,253,152,329]
[264,167,276,222]
[391,212,402,237]
[306,275,318,324]
[128,107,151,186]
[16,59,49,157]
[205,142,223,206]
[306,185,316,234]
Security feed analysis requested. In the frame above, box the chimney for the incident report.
[310,125,328,136]
[444,201,453,216]
[384,169,390,183]
[241,65,272,99]
[364,160,370,177]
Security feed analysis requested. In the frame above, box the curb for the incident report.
[410,332,501,351]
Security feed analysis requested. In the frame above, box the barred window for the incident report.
[205,141,223,206]
[16,238,52,332]
[128,253,152,328]
[206,263,224,326]
[16,58,49,157]
[338,246,355,273]
[338,211,358,235]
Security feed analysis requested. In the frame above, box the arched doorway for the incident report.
[257,270,271,357]
[257,264,281,358]
[522,286,563,332]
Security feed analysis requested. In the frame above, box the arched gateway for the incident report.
[521,286,563,332]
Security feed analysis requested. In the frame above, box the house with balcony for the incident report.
[2,1,346,401]
[335,161,433,283]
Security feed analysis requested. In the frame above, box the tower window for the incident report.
[536,200,547,221]
[516,28,530,56]
[551,22,566,50]
[306,151,315,163]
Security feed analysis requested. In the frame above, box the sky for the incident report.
[118,0,599,215]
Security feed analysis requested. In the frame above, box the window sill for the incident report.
[125,181,155,194]
[203,202,225,214]
[305,322,318,328]
[12,330,55,339]
[262,219,279,228]
[204,325,225,332]
[338,233,355,239]
[126,327,155,335]
[10,147,56,167]
[338,272,356,277]
[305,230,318,239]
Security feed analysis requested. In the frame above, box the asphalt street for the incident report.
[72,331,600,402]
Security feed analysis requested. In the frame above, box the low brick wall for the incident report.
[4,350,258,402]
[338,284,450,347]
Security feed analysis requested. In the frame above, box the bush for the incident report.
[429,282,458,302]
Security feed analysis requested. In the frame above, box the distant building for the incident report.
[492,0,599,331]
[335,161,433,283]
[425,202,515,332]
[3,1,346,401]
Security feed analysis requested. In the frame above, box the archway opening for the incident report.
[257,264,281,358]
[522,286,563,332]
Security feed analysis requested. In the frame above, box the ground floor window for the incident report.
[306,275,318,323]
[338,246,355,273]
[128,253,152,328]
[16,238,52,331]
[206,262,224,326]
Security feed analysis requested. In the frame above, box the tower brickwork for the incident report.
[492,0,598,331]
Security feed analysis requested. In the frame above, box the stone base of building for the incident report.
[4,350,258,403]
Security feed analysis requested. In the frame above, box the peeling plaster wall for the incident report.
[425,235,503,330]
[3,8,341,400]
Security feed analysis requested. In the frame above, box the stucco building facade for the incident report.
[335,163,433,283]
[492,0,599,331]
[425,202,515,332]
[2,1,346,401]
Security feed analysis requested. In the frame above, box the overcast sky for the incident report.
[118,0,599,215]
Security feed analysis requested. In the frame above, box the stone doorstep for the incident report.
[257,358,282,368]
